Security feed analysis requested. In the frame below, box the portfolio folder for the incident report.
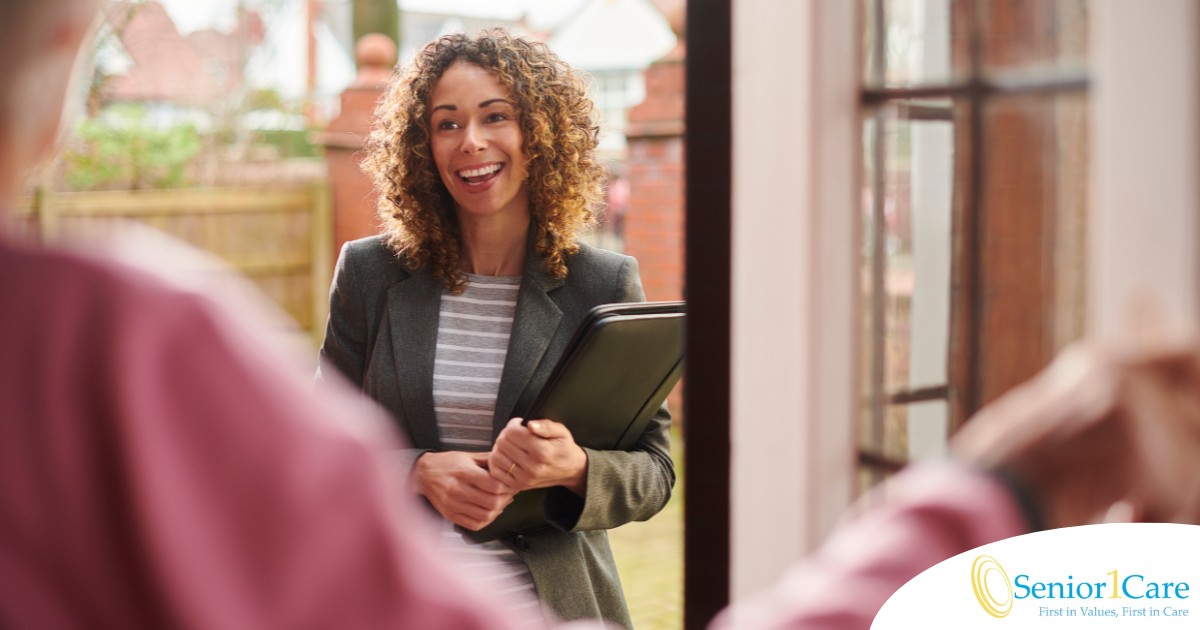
[463,301,685,542]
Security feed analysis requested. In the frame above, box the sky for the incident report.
[159,0,586,35]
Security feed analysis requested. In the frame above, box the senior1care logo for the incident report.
[970,554,1190,620]
[872,523,1200,629]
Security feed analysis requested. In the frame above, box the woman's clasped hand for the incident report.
[412,450,515,532]
[488,418,589,496]
[414,418,589,531]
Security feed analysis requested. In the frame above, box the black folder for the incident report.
[462,301,686,542]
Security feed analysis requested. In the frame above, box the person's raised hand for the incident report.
[952,342,1200,529]
[488,418,588,496]
[1114,344,1200,523]
[412,451,516,531]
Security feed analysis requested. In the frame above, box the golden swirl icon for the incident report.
[972,555,1014,618]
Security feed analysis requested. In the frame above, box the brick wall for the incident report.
[624,45,686,303]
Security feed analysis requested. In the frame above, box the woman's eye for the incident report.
[437,120,459,130]
[486,112,509,123]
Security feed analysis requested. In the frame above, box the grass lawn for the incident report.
[608,428,684,630]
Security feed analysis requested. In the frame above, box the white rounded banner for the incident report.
[873,523,1200,628]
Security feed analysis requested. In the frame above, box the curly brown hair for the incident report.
[363,29,604,293]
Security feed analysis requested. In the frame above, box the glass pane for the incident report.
[975,93,1089,402]
[867,0,956,87]
[882,404,910,462]
[981,0,1088,76]
[863,0,881,84]
[861,112,883,454]
[906,399,950,460]
[862,100,955,395]
[860,101,956,481]
[868,0,1090,87]
[1049,95,1088,352]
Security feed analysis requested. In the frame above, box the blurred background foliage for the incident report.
[57,0,322,192]
[64,105,202,190]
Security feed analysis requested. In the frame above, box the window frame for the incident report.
[858,0,1090,478]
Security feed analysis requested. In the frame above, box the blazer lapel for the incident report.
[492,247,565,435]
[386,266,443,449]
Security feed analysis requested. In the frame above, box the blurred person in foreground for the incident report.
[317,29,673,628]
[714,340,1200,629]
[0,0,540,627]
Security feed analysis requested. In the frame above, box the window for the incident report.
[858,0,1090,489]
[588,70,646,152]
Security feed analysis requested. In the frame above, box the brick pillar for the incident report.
[317,34,395,264]
[625,7,686,421]
[625,38,685,302]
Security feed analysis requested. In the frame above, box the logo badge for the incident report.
[972,554,1014,618]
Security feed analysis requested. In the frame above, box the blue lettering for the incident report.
[1124,575,1145,599]
[1013,571,1190,601]
[1015,575,1031,599]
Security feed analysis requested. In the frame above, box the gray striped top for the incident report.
[432,273,543,625]
[432,274,519,449]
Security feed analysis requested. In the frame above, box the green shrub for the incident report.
[64,104,202,190]
[256,129,322,159]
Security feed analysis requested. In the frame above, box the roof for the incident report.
[101,2,263,106]
[548,0,676,71]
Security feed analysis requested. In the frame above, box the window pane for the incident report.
[974,92,1089,404]
[866,0,956,87]
[980,0,1088,76]
[860,101,956,477]
[906,399,950,460]
[1048,95,1088,352]
[862,101,955,395]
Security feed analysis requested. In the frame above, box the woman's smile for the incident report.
[456,161,504,188]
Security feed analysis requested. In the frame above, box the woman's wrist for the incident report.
[409,451,435,496]
[562,446,589,496]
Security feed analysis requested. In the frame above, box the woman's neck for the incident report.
[458,212,530,276]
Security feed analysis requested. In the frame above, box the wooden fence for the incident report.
[16,183,334,346]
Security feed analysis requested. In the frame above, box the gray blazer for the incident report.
[317,234,674,627]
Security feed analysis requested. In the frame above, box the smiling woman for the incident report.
[319,29,675,629]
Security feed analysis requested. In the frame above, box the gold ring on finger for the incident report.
[507,462,517,476]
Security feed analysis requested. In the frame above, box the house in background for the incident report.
[548,0,676,155]
[97,2,265,129]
